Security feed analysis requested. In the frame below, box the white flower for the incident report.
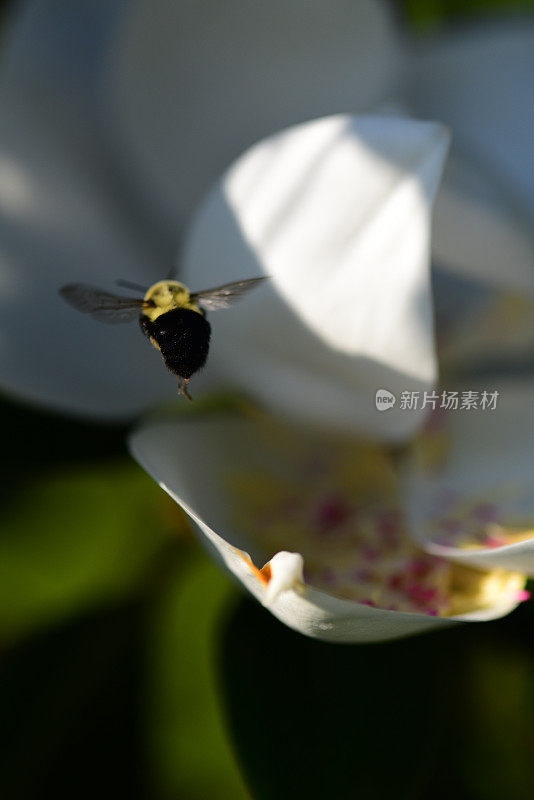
[122,104,528,644]
[1,2,534,641]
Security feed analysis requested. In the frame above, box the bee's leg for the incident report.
[178,377,193,402]
[182,379,193,402]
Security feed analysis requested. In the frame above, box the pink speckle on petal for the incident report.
[407,558,432,578]
[387,574,403,590]
[517,590,531,602]
[485,536,506,549]
[407,585,438,604]
[314,494,350,532]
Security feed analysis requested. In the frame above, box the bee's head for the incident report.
[143,280,201,321]
[145,280,188,306]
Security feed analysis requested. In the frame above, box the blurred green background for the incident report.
[406,0,534,25]
[2,1,534,798]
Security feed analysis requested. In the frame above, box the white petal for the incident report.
[405,381,534,574]
[109,0,404,231]
[0,81,172,418]
[129,414,518,643]
[408,20,534,218]
[433,150,534,292]
[382,98,534,292]
[183,114,449,441]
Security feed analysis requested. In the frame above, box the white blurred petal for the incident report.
[183,114,449,441]
[409,20,534,219]
[129,415,519,643]
[433,151,534,292]
[0,82,173,418]
[380,99,534,292]
[109,0,404,231]
[405,382,534,574]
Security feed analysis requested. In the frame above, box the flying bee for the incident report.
[59,277,267,400]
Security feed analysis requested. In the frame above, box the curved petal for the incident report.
[405,381,534,574]
[108,0,404,231]
[129,413,522,643]
[408,19,534,219]
[432,150,534,292]
[377,100,534,292]
[0,81,172,418]
[182,114,449,440]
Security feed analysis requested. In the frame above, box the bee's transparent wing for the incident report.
[190,277,268,311]
[60,283,148,324]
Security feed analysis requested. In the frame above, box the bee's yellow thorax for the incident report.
[143,280,201,322]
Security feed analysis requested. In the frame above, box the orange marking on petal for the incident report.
[235,549,271,586]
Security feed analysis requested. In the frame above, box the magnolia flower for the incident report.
[127,114,532,642]
[1,3,534,641]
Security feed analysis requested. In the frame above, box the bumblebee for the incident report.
[60,277,266,399]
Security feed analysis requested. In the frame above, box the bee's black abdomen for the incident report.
[140,308,211,379]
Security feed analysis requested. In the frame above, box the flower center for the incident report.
[229,430,528,617]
